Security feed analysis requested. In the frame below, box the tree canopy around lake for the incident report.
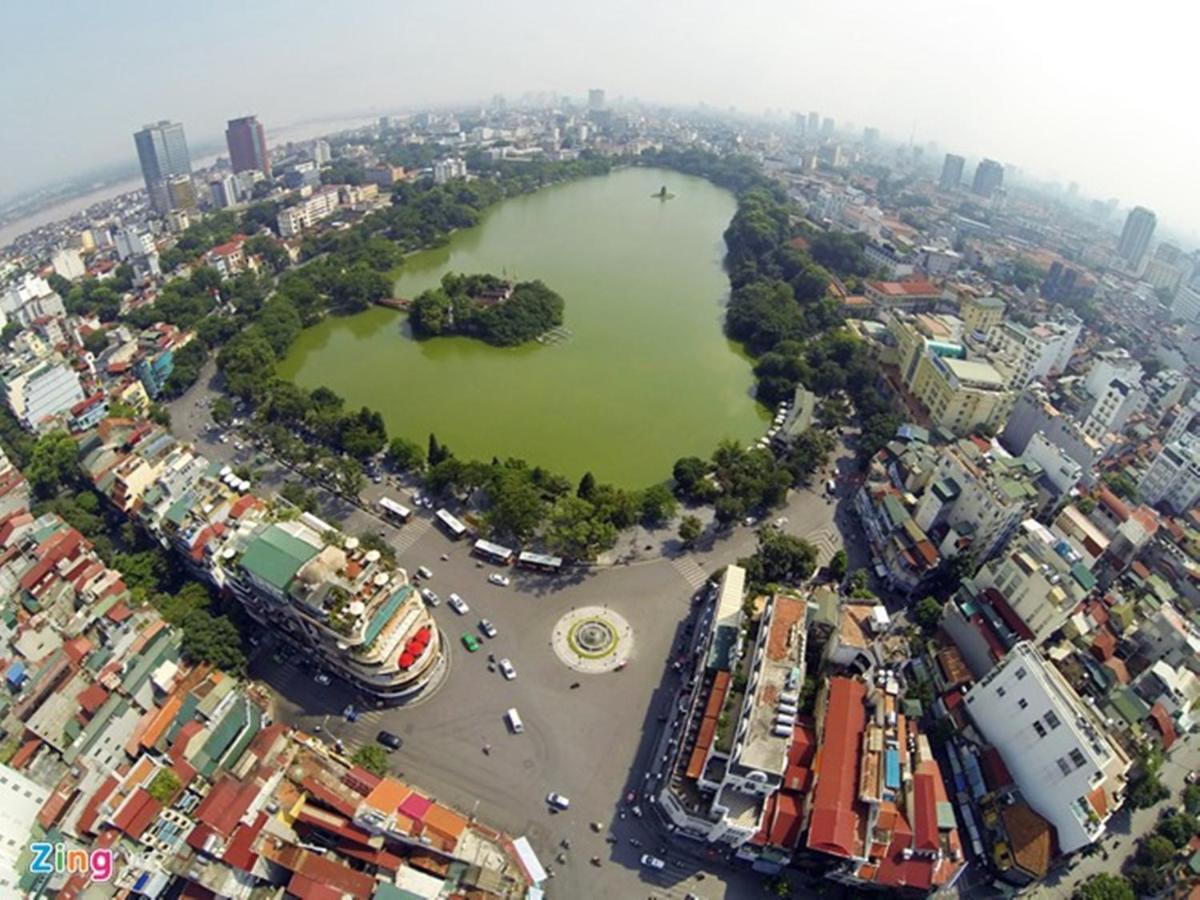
[409,273,564,346]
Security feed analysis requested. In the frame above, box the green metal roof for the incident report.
[219,703,262,772]
[165,495,194,526]
[197,698,250,777]
[1108,687,1151,726]
[362,585,412,647]
[239,525,320,592]
[1070,564,1097,593]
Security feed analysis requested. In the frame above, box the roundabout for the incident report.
[551,606,635,674]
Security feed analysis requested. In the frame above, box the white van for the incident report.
[506,708,524,734]
[416,566,433,580]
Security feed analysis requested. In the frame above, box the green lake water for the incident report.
[277,166,768,486]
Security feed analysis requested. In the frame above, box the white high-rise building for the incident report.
[433,157,468,185]
[2,359,86,432]
[1083,348,1143,399]
[115,227,156,261]
[1138,433,1200,513]
[964,643,1131,853]
[51,247,86,280]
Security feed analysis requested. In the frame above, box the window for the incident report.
[1044,710,1061,730]
[1057,757,1072,776]
[1015,667,1027,680]
[1018,698,1028,710]
[1033,721,1046,738]
[1070,749,1087,769]
[997,686,1006,697]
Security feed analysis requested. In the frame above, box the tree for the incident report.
[828,549,848,580]
[672,456,709,499]
[1127,770,1170,809]
[1138,834,1176,867]
[914,597,943,634]
[766,873,792,898]
[1183,784,1200,815]
[351,745,390,777]
[847,568,873,598]
[577,471,597,500]
[26,431,79,498]
[112,550,170,596]
[740,530,818,585]
[211,396,235,425]
[386,437,425,471]
[82,330,110,356]
[678,515,703,548]
[544,496,618,560]
[639,483,678,526]
[146,769,182,803]
[1125,866,1166,898]
[180,609,246,672]
[428,433,452,466]
[280,481,319,513]
[485,469,547,542]
[1156,812,1198,848]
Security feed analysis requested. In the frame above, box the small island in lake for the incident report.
[408,272,565,346]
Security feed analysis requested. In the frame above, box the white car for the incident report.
[314,672,331,686]
[420,588,439,606]
[479,619,498,638]
[546,792,570,810]
[499,658,516,680]
[448,593,469,615]
[640,854,666,870]
[488,573,511,587]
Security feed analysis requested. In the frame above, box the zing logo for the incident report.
[28,842,113,882]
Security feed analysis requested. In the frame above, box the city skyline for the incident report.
[1,0,1198,238]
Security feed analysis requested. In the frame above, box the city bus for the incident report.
[517,550,564,574]
[378,497,412,524]
[473,539,515,565]
[435,508,468,539]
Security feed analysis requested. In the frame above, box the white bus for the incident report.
[517,551,564,573]
[435,508,468,539]
[379,497,412,524]
[473,539,515,565]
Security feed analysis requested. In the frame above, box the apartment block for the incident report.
[963,643,1131,853]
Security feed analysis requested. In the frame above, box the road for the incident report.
[167,364,861,898]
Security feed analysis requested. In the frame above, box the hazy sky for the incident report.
[3,0,1198,239]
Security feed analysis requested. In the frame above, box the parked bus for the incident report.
[379,497,412,524]
[517,550,564,573]
[473,539,515,565]
[435,508,468,539]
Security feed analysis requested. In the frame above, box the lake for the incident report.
[277,166,768,486]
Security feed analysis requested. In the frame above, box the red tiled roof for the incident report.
[222,811,266,871]
[1090,629,1117,661]
[194,776,258,837]
[1148,703,1177,749]
[807,677,867,859]
[912,772,939,852]
[1096,486,1131,522]
[767,791,805,848]
[77,683,110,716]
[979,745,1014,791]
[111,787,162,838]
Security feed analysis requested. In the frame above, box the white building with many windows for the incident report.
[1138,433,1200,513]
[963,643,1132,853]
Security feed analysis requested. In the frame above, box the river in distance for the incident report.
[277,166,769,487]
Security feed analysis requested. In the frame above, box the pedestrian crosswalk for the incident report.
[804,526,840,564]
[671,555,709,589]
[392,517,432,555]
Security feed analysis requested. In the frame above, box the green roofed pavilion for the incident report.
[239,525,320,594]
